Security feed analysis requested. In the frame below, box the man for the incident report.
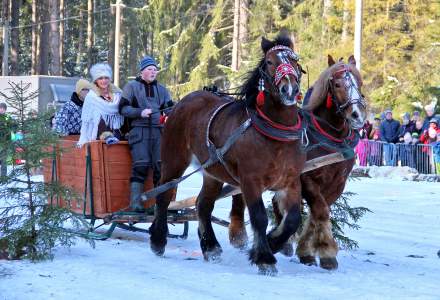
[380,109,400,166]
[422,104,436,131]
[0,102,9,176]
[54,79,91,136]
[119,56,173,211]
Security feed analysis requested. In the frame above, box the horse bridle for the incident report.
[329,66,366,115]
[258,45,302,101]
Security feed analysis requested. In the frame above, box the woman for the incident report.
[78,63,124,146]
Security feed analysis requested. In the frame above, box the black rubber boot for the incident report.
[130,182,144,212]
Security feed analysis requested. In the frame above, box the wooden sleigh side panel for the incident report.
[43,137,154,218]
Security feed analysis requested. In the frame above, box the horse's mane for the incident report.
[302,61,362,111]
[238,35,294,108]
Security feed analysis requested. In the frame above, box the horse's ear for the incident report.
[348,55,356,66]
[261,37,274,53]
[328,55,336,66]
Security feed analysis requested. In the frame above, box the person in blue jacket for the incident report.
[380,109,400,166]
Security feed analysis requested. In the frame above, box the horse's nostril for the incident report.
[351,111,359,119]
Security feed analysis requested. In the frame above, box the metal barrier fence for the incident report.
[355,140,440,175]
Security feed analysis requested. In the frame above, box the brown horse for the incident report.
[149,35,307,274]
[229,55,367,270]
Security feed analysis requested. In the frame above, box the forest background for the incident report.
[0,0,439,116]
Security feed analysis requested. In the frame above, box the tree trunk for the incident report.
[77,10,84,67]
[39,0,50,75]
[341,0,350,43]
[31,0,38,75]
[49,0,60,75]
[10,0,20,75]
[129,22,138,77]
[383,0,390,79]
[238,0,248,68]
[87,0,94,70]
[59,0,64,75]
[108,6,115,71]
[322,0,332,46]
[1,0,9,75]
[231,0,240,71]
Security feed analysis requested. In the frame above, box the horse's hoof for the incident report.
[320,257,338,270]
[203,246,223,262]
[249,248,277,266]
[150,243,165,256]
[258,264,278,276]
[229,233,248,250]
[299,255,318,266]
[280,243,294,257]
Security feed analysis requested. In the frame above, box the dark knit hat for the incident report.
[139,56,158,71]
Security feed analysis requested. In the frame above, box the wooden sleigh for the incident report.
[43,136,345,240]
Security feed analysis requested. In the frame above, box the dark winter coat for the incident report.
[54,92,83,136]
[380,119,400,143]
[119,78,171,128]
[398,121,416,139]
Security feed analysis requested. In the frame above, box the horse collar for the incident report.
[308,112,359,147]
[249,106,304,143]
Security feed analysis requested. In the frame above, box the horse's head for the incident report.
[325,55,366,129]
[259,36,303,107]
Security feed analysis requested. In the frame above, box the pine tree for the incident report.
[0,81,92,261]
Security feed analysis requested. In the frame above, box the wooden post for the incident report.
[113,0,124,87]
[2,22,8,76]
[354,0,363,71]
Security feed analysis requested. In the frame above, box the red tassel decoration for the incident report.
[296,92,303,103]
[257,91,265,107]
[326,93,333,109]
[257,78,265,107]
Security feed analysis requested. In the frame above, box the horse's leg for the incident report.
[228,193,248,249]
[267,188,302,255]
[296,214,318,266]
[270,193,294,257]
[197,175,224,261]
[306,192,338,270]
[241,181,277,275]
[149,147,191,256]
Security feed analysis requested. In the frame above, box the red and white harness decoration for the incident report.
[274,63,297,86]
[267,45,300,86]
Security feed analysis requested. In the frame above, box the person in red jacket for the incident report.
[420,118,440,145]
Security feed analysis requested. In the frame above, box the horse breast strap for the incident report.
[249,106,306,143]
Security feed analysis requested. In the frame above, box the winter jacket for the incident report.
[380,119,401,143]
[54,92,83,136]
[398,121,416,139]
[432,141,440,162]
[119,78,171,128]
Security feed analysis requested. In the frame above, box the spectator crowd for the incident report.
[356,104,440,175]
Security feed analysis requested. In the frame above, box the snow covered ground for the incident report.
[1,168,440,300]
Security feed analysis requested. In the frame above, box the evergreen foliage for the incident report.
[0,82,92,261]
[3,1,440,114]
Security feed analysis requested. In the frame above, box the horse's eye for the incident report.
[266,60,273,65]
[335,83,341,88]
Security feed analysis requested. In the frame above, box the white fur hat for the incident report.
[90,63,113,82]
